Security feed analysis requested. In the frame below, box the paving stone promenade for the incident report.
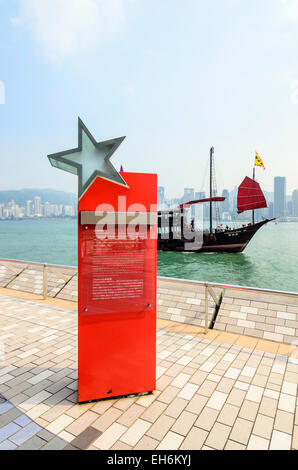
[0,261,298,345]
[0,287,297,450]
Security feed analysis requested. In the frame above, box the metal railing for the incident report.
[157,277,298,334]
[1,258,297,333]
[157,275,298,298]
[0,258,77,300]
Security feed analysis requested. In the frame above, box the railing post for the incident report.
[205,283,209,334]
[43,263,48,300]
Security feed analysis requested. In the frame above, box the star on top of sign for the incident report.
[48,118,128,198]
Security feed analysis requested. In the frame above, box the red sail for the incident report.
[237,177,267,214]
[180,197,225,209]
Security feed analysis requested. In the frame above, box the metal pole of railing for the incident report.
[43,263,48,300]
[205,283,209,334]
[158,276,298,298]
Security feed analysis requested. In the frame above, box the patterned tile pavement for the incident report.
[156,279,298,345]
[0,263,77,300]
[0,292,297,450]
[216,288,298,345]
[1,261,298,345]
[0,261,78,301]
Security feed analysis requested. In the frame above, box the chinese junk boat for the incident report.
[157,147,274,253]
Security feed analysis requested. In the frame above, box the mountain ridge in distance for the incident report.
[0,189,77,206]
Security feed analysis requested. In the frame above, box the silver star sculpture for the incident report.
[48,118,128,198]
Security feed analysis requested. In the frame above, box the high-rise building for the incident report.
[44,202,52,217]
[195,192,206,200]
[194,192,209,218]
[64,205,75,217]
[157,187,165,205]
[221,189,230,213]
[26,200,32,217]
[34,196,41,216]
[268,202,274,219]
[274,177,286,218]
[3,208,10,218]
[231,186,238,214]
[183,188,195,203]
[15,206,24,219]
[292,190,298,217]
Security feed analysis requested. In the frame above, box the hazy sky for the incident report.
[1,0,298,198]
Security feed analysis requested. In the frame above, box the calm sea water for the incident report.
[0,219,297,292]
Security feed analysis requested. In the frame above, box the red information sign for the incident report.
[78,173,157,403]
[81,229,154,314]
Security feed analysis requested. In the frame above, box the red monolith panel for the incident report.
[78,172,157,403]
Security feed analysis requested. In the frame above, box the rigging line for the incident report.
[199,155,210,195]
[214,157,225,196]
[211,151,220,225]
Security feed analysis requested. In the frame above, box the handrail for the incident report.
[1,257,296,297]
[0,258,77,300]
[157,276,298,297]
[0,257,297,334]
[0,257,77,270]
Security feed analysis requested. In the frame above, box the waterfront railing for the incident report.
[0,257,297,335]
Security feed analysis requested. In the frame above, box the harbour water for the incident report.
[0,219,297,293]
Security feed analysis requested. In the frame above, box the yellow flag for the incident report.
[255,152,265,170]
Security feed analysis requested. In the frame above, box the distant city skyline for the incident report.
[158,174,298,220]
[0,193,76,220]
[1,1,298,197]
[1,174,298,221]
[1,170,297,218]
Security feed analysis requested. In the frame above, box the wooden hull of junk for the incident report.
[157,219,273,253]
